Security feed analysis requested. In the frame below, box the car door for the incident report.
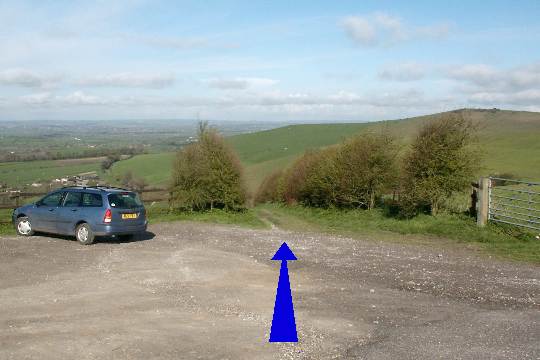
[56,191,82,235]
[32,192,65,232]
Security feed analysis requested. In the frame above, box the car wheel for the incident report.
[75,223,94,245]
[15,216,34,236]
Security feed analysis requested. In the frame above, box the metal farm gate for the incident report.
[487,177,540,231]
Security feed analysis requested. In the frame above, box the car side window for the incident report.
[63,192,82,207]
[81,193,103,207]
[40,192,64,207]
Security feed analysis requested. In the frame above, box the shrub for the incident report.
[400,112,480,216]
[170,122,247,211]
[284,149,334,205]
[254,169,285,204]
[101,154,121,171]
[333,132,398,209]
[298,147,341,207]
[257,132,398,210]
[120,170,148,191]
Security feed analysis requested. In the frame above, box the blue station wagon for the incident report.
[12,186,147,245]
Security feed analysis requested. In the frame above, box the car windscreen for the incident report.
[107,192,143,209]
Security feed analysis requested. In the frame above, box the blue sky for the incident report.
[1,0,539,121]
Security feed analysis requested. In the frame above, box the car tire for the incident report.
[75,223,94,245]
[15,216,34,236]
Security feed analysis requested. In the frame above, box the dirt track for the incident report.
[0,222,539,359]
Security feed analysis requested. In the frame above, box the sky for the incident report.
[1,0,540,122]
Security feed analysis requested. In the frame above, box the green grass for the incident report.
[244,154,299,194]
[145,202,268,229]
[230,109,540,190]
[83,109,540,192]
[228,123,372,165]
[0,209,14,236]
[257,203,540,264]
[0,157,104,188]
[108,152,175,187]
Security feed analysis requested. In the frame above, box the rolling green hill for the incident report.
[106,109,540,193]
[107,152,175,187]
[0,157,104,188]
[230,109,540,191]
[228,123,371,165]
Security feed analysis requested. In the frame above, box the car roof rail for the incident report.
[92,184,132,191]
[107,186,132,191]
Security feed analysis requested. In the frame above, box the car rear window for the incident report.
[82,192,103,207]
[108,192,142,209]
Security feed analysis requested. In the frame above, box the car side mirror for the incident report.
[35,201,42,207]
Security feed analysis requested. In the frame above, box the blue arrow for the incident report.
[269,242,298,343]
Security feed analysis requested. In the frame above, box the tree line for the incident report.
[169,113,480,217]
[0,145,145,163]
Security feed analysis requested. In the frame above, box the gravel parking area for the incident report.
[0,222,538,359]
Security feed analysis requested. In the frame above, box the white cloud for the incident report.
[20,92,53,105]
[440,62,540,107]
[20,91,108,107]
[15,89,433,110]
[60,91,105,106]
[0,69,62,88]
[75,73,175,89]
[378,62,428,81]
[206,77,278,90]
[469,89,540,106]
[444,62,540,93]
[342,12,450,47]
[445,64,499,86]
[376,60,540,108]
[342,16,377,46]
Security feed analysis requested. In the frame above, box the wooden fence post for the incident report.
[476,177,490,227]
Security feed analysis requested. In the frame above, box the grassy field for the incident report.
[0,157,105,188]
[230,109,540,185]
[107,152,175,187]
[145,202,268,229]
[0,209,14,236]
[256,203,540,264]
[228,123,371,164]
[104,109,540,193]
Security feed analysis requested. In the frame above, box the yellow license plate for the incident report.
[122,213,138,219]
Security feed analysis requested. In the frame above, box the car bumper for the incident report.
[92,221,148,236]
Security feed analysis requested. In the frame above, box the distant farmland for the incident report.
[3,109,540,194]
[0,157,104,188]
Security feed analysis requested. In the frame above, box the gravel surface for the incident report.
[0,221,538,359]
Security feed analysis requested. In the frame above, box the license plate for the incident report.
[122,213,138,219]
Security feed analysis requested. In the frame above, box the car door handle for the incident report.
[48,209,54,212]
[71,209,78,212]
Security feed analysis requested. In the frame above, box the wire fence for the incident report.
[488,177,540,231]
